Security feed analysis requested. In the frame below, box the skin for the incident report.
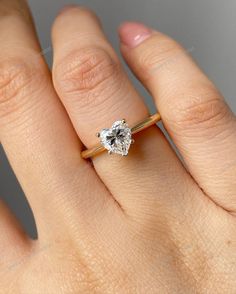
[0,1,235,293]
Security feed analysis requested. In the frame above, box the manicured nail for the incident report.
[119,22,152,48]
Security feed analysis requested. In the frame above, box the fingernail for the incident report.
[58,4,78,15]
[119,22,152,48]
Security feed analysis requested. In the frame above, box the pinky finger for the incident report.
[119,22,236,212]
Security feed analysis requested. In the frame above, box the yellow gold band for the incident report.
[81,113,161,159]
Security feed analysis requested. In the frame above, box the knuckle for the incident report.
[139,35,184,77]
[54,47,122,107]
[0,57,47,117]
[171,88,230,132]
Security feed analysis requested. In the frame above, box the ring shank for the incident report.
[81,113,161,159]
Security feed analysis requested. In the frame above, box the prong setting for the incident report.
[99,120,132,156]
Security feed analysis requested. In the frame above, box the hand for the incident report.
[0,2,235,293]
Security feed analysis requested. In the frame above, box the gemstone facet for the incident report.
[99,120,132,156]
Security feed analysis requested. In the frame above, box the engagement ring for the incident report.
[81,113,161,159]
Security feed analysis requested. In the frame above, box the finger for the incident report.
[0,0,110,238]
[52,6,196,215]
[119,22,236,212]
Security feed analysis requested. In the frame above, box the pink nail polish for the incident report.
[119,22,152,48]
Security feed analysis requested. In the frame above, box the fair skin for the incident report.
[0,1,235,293]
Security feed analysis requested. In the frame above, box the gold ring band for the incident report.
[81,113,161,159]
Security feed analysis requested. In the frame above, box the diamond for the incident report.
[99,120,132,156]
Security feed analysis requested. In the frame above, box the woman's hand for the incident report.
[0,2,235,293]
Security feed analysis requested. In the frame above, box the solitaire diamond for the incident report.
[99,120,132,156]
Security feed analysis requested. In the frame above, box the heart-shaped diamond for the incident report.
[99,120,132,156]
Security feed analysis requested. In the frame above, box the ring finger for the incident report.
[52,6,194,214]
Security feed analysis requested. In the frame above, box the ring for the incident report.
[81,113,161,159]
